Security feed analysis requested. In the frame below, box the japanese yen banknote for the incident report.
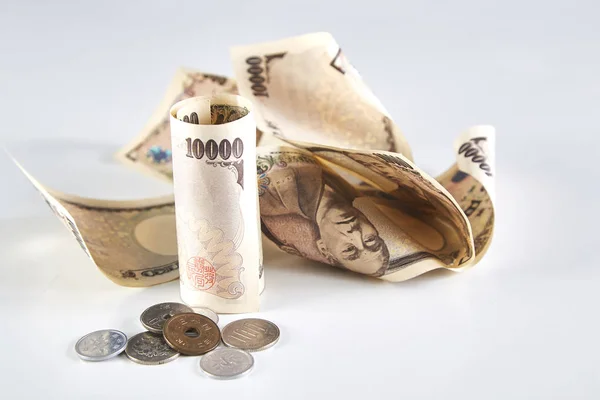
[13,32,495,312]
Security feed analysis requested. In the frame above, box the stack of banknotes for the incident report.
[13,32,496,313]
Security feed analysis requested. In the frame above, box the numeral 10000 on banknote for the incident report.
[245,53,285,97]
[185,138,244,160]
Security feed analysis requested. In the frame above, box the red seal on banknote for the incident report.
[186,257,216,290]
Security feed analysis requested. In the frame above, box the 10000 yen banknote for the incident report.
[170,94,261,313]
[14,32,496,294]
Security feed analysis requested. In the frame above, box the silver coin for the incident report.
[125,331,180,365]
[222,318,280,352]
[75,329,127,361]
[140,302,193,333]
[192,307,219,324]
[200,347,254,379]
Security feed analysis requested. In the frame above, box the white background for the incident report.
[1,0,599,399]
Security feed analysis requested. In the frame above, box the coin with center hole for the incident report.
[140,302,193,333]
[200,347,254,379]
[192,307,219,324]
[75,329,127,361]
[222,318,280,352]
[163,313,221,356]
[125,331,180,365]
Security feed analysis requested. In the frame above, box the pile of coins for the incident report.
[74,302,280,379]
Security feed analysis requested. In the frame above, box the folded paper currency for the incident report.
[13,32,495,304]
[170,94,261,313]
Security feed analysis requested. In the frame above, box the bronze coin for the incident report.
[162,313,221,356]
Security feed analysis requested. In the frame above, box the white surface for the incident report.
[1,1,599,399]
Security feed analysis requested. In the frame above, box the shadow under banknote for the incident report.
[6,139,181,288]
[260,237,457,312]
[0,215,139,292]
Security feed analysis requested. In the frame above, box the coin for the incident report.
[75,329,127,361]
[221,318,280,352]
[192,307,219,324]
[163,313,221,356]
[140,302,193,333]
[200,348,254,379]
[125,331,180,365]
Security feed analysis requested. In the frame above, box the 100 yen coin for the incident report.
[222,318,280,352]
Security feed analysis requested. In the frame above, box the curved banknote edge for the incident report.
[231,32,414,161]
[256,124,495,281]
[437,125,495,265]
[170,94,261,313]
[9,157,179,287]
[115,69,239,181]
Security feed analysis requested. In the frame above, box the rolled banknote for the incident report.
[116,69,239,181]
[169,94,261,313]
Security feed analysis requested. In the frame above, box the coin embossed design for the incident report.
[200,348,254,379]
[222,318,280,352]
[75,329,127,361]
[140,302,193,333]
[163,313,221,356]
[125,331,180,365]
[192,307,219,324]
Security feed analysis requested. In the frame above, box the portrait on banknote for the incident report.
[257,147,474,277]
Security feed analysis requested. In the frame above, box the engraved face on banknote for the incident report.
[314,186,390,274]
[258,152,390,275]
[257,147,473,277]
